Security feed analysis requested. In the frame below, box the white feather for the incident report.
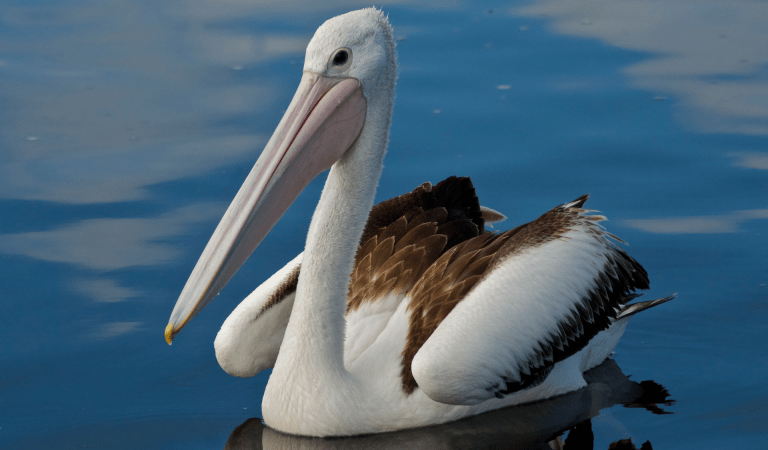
[412,227,614,405]
[214,253,302,377]
[344,292,405,366]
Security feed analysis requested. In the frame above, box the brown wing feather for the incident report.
[400,195,651,395]
[260,262,301,313]
[347,176,485,312]
[486,198,649,396]
[403,196,650,397]
[401,231,513,393]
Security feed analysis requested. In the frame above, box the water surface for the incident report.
[1,1,766,448]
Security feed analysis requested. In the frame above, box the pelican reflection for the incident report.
[223,359,673,450]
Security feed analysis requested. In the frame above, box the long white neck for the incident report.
[291,141,384,370]
[263,81,394,432]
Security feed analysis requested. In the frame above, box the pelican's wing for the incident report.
[408,196,651,405]
[217,177,492,374]
[214,253,302,377]
[345,176,488,365]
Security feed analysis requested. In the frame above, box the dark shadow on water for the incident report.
[223,359,674,450]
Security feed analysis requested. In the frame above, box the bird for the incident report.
[165,7,674,437]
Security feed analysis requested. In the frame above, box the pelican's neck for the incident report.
[268,86,393,390]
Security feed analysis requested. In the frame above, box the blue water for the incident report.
[2,1,766,448]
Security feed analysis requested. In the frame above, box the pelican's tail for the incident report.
[617,294,677,320]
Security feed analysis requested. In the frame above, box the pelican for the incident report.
[166,8,673,437]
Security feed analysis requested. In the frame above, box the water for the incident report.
[1,1,766,448]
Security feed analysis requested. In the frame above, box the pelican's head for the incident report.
[304,8,396,116]
[165,8,397,343]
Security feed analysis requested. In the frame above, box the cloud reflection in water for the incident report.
[730,152,768,170]
[0,202,226,269]
[90,321,142,340]
[512,0,768,135]
[72,278,142,303]
[626,209,768,234]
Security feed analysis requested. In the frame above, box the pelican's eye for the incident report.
[333,50,348,65]
[328,48,352,72]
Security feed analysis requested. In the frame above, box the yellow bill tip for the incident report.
[165,323,175,345]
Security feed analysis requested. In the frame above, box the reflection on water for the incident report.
[0,0,452,205]
[223,360,673,450]
[730,151,768,170]
[89,321,142,340]
[625,209,768,234]
[0,202,226,270]
[512,0,768,135]
[72,278,141,303]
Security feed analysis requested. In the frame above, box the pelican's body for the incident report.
[166,8,673,437]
